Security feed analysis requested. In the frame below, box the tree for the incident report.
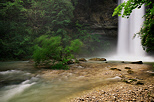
[0,0,110,60]
[0,0,32,60]
[112,0,154,52]
[0,0,75,60]
[27,0,74,37]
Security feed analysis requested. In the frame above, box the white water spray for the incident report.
[118,0,145,56]
[106,0,154,61]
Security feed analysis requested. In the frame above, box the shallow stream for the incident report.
[0,61,120,102]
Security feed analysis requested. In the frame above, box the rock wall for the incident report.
[74,0,118,36]
[73,0,118,56]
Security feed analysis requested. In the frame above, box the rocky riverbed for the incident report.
[71,83,154,102]
[40,61,154,102]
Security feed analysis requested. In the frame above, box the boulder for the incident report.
[121,75,144,85]
[125,67,131,69]
[110,68,121,71]
[110,68,117,70]
[126,79,133,83]
[79,58,87,61]
[115,69,121,71]
[89,58,106,61]
[135,80,144,85]
[131,61,143,64]
[127,69,134,74]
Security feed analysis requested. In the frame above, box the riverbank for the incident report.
[40,61,154,102]
[0,60,153,102]
[70,82,154,102]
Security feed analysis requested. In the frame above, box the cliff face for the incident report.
[74,0,118,36]
[72,0,118,55]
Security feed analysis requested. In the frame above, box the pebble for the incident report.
[71,84,154,102]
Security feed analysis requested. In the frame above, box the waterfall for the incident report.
[117,0,145,56]
[106,0,154,61]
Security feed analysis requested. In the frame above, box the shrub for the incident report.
[33,35,83,69]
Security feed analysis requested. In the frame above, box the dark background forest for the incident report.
[1,0,153,61]
[0,0,118,60]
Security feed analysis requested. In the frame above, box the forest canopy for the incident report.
[0,0,106,61]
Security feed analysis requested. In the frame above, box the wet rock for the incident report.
[110,68,121,71]
[110,68,117,70]
[89,58,106,61]
[136,80,144,85]
[121,76,144,85]
[67,60,74,64]
[115,69,121,71]
[127,79,133,83]
[100,58,107,61]
[127,69,134,74]
[146,71,154,75]
[119,75,125,78]
[131,61,143,64]
[79,58,87,61]
[79,98,85,101]
[131,80,144,85]
[125,67,131,69]
[78,66,84,69]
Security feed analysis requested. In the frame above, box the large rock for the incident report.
[89,58,106,61]
[110,68,121,71]
[127,69,134,74]
[79,58,87,61]
[121,76,144,85]
[131,61,143,64]
[125,67,131,69]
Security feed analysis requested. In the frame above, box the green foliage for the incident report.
[0,0,110,60]
[27,0,74,37]
[112,0,151,17]
[140,6,154,52]
[51,62,69,70]
[33,35,83,69]
[33,35,62,65]
[0,0,33,60]
[0,0,75,60]
[73,21,108,55]
[113,0,154,52]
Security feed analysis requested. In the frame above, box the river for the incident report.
[0,61,120,102]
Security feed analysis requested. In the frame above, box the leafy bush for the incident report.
[140,6,154,52]
[33,35,83,69]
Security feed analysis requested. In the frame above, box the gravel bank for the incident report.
[70,82,154,102]
[40,61,154,102]
[68,62,154,102]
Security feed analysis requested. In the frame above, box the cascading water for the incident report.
[106,0,154,61]
[117,0,145,57]
[0,61,121,102]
